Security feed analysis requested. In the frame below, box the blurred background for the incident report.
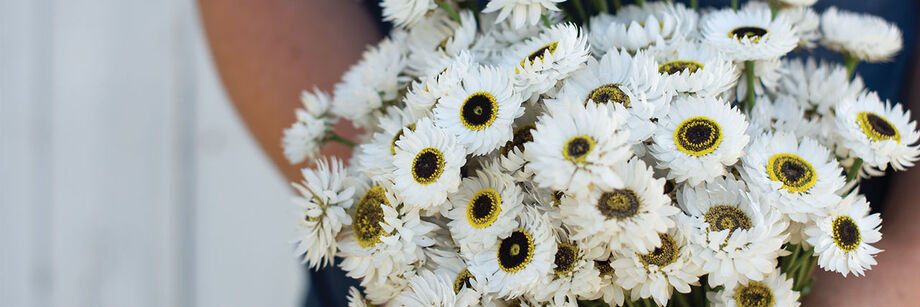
[1,1,304,306]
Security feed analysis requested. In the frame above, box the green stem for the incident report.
[780,244,798,273]
[793,249,815,290]
[571,0,588,24]
[541,14,551,27]
[636,0,645,8]
[434,0,461,25]
[744,60,756,113]
[591,0,609,13]
[690,0,698,10]
[612,0,622,11]
[844,55,860,80]
[626,300,635,307]
[673,291,691,307]
[731,0,739,11]
[327,133,356,147]
[846,158,864,182]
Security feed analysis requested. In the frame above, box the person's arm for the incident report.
[199,0,381,182]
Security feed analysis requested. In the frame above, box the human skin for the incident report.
[199,0,381,182]
[200,1,920,304]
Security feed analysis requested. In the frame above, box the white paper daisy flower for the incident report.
[524,102,632,194]
[748,95,826,143]
[293,157,355,269]
[649,96,750,186]
[381,0,435,29]
[581,258,626,307]
[776,0,816,6]
[805,193,883,277]
[834,92,920,172]
[588,2,698,54]
[707,268,801,307]
[739,132,845,222]
[482,0,564,29]
[404,51,474,117]
[701,6,798,61]
[405,10,479,77]
[434,64,525,155]
[776,58,865,114]
[347,286,371,307]
[332,35,409,129]
[560,157,679,254]
[531,234,604,306]
[469,207,556,299]
[553,49,664,145]
[821,7,903,62]
[447,162,525,253]
[282,89,336,164]
[677,176,788,287]
[651,41,740,99]
[338,186,438,292]
[392,117,467,211]
[504,23,590,100]
[391,269,482,306]
[354,106,422,186]
[778,6,820,49]
[611,225,704,306]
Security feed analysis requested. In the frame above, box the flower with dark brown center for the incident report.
[520,41,559,67]
[460,92,498,131]
[501,123,536,155]
[674,117,723,157]
[733,281,774,307]
[586,83,631,107]
[857,112,901,143]
[390,123,416,155]
[832,215,861,252]
[353,186,390,248]
[729,26,769,42]
[658,60,704,75]
[766,153,816,193]
[553,243,579,276]
[704,205,752,234]
[466,188,502,229]
[562,135,595,164]
[412,147,445,185]
[498,229,535,273]
[597,189,640,220]
[639,233,679,269]
[453,268,475,294]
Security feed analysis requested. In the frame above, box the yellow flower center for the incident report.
[412,147,445,185]
[498,229,535,273]
[674,117,723,157]
[586,83,631,107]
[658,60,704,75]
[352,186,390,248]
[460,92,499,131]
[562,135,595,164]
[766,153,817,193]
[856,112,900,143]
[832,215,861,252]
[465,188,502,229]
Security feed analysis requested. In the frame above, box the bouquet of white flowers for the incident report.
[283,1,918,306]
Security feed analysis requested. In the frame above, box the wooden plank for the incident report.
[0,1,53,306]
[44,1,184,306]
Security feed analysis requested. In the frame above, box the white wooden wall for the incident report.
[0,1,305,306]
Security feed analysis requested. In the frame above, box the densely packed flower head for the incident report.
[283,1,918,305]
